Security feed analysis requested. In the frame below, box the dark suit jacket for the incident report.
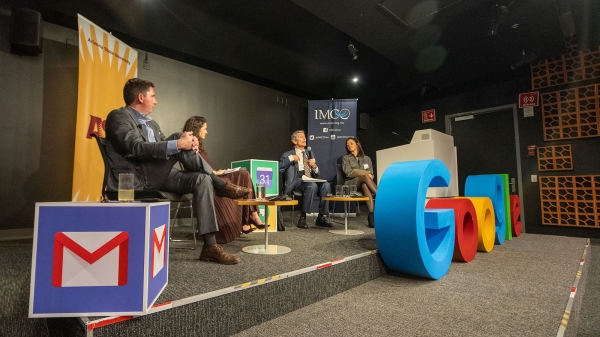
[105,106,180,191]
[278,148,319,195]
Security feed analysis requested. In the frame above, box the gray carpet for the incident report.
[233,234,590,337]
[577,238,600,337]
[93,253,385,337]
[0,240,49,337]
[2,212,600,337]
[158,212,376,303]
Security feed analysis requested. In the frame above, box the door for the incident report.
[445,104,525,228]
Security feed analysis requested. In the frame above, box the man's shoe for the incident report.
[199,245,240,265]
[315,216,333,228]
[214,182,252,199]
[297,217,308,229]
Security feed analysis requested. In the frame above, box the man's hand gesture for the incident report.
[177,131,199,152]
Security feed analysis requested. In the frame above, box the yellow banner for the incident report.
[72,14,138,201]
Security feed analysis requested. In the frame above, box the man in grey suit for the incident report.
[105,78,250,264]
[279,130,332,229]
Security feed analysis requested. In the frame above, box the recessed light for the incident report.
[353,77,358,83]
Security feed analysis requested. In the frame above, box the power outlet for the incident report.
[531,175,537,183]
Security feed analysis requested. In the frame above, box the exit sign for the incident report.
[422,109,436,123]
[519,92,539,108]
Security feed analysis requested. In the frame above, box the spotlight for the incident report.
[348,41,358,61]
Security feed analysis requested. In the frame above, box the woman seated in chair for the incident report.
[183,116,264,244]
[342,137,377,228]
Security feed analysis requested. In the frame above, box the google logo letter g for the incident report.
[375,159,455,280]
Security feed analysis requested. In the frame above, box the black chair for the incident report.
[334,163,362,216]
[279,173,303,226]
[290,189,303,226]
[92,134,197,249]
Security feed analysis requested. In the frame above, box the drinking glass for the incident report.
[336,185,343,196]
[342,185,350,197]
[118,173,134,202]
[349,185,357,196]
[256,183,266,200]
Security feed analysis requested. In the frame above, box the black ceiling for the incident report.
[5,0,600,113]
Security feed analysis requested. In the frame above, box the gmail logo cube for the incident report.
[30,202,170,317]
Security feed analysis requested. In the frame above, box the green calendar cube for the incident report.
[231,159,279,196]
[231,159,279,231]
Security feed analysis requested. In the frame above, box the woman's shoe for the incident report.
[242,224,256,234]
[249,212,266,229]
[250,222,266,230]
[367,212,374,228]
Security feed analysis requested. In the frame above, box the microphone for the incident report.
[306,146,313,159]
[391,132,410,144]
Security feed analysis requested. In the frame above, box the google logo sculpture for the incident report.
[375,159,521,280]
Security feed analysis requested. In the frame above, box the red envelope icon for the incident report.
[152,225,166,278]
[52,231,129,287]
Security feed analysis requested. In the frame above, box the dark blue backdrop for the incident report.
[307,99,357,212]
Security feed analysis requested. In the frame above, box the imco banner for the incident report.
[307,99,358,184]
[72,14,138,201]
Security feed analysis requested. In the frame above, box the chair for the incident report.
[279,173,303,226]
[290,190,303,226]
[334,164,362,216]
[92,134,197,249]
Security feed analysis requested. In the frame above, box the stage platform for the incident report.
[43,213,590,337]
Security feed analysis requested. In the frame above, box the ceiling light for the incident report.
[353,77,358,83]
[348,41,358,61]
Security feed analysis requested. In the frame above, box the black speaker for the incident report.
[359,113,369,130]
[10,8,43,56]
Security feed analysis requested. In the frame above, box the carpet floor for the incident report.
[2,212,600,337]
[233,234,593,337]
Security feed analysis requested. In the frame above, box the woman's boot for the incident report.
[368,212,374,228]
